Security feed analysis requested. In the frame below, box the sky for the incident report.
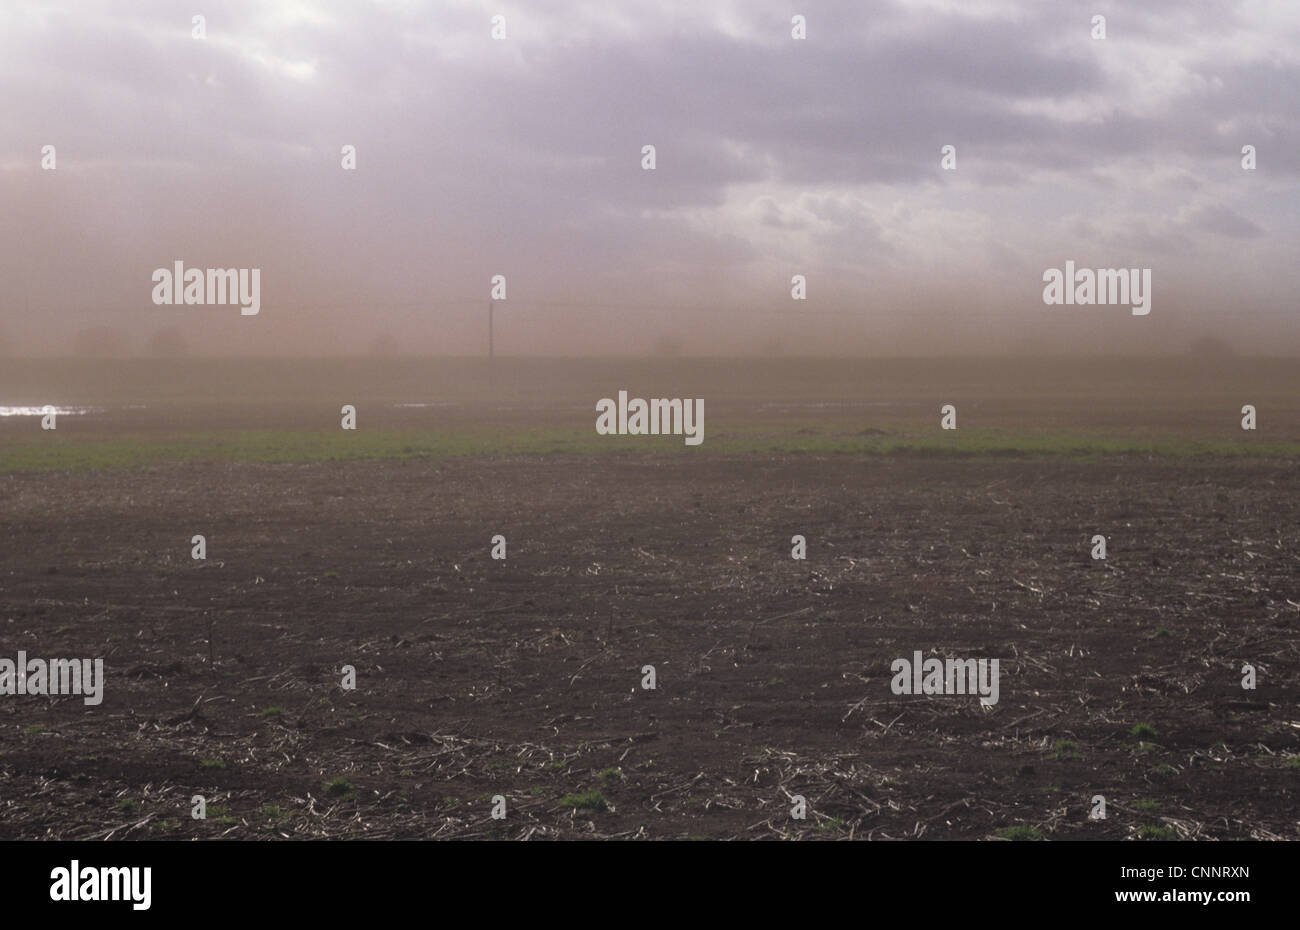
[1,0,1297,356]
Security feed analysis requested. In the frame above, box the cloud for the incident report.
[1186,203,1266,239]
[1,0,1296,354]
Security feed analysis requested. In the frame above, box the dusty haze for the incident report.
[2,0,1297,357]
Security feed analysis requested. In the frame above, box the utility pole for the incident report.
[488,300,494,360]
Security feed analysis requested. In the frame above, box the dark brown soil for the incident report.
[1,453,1297,839]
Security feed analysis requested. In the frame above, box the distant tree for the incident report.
[369,333,400,357]
[1187,334,1235,358]
[653,334,684,357]
[71,326,130,357]
[144,326,190,357]
[1008,335,1057,357]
